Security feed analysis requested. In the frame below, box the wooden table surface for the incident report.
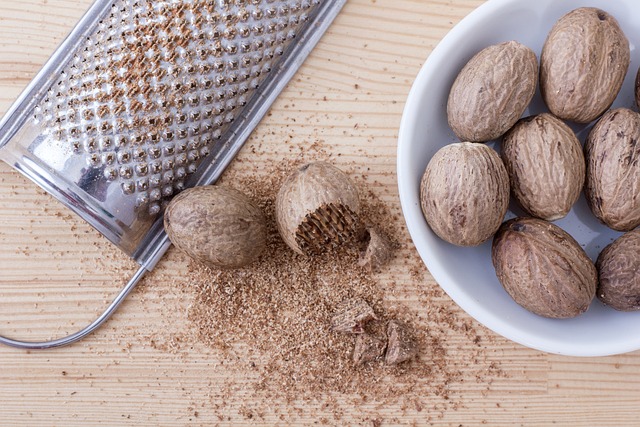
[0,1,639,426]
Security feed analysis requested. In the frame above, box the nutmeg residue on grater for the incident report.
[33,0,318,215]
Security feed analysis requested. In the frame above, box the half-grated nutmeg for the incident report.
[296,202,360,254]
[276,161,363,255]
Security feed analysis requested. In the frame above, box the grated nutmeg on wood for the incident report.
[331,298,377,334]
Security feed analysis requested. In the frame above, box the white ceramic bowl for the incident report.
[397,0,640,356]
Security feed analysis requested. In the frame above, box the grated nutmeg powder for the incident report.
[150,156,499,423]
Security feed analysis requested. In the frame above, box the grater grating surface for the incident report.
[0,0,345,262]
[34,0,315,217]
[0,0,345,348]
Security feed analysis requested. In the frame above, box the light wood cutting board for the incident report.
[0,1,639,426]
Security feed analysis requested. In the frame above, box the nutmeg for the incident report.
[164,185,267,269]
[275,161,362,255]
[420,142,510,246]
[447,41,537,142]
[501,113,585,221]
[596,229,640,311]
[540,7,630,123]
[492,217,597,319]
[635,66,640,110]
[585,108,640,231]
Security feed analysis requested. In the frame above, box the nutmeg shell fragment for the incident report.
[358,227,394,273]
[330,298,377,334]
[384,320,417,365]
[353,333,386,365]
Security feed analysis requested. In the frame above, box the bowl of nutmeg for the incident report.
[397,0,640,356]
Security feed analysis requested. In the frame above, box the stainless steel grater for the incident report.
[0,0,346,349]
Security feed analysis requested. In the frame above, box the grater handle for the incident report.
[0,265,148,350]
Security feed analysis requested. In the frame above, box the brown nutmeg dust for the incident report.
[151,156,500,422]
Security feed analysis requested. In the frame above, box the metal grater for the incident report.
[0,0,346,349]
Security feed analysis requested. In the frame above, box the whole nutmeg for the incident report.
[540,7,630,123]
[502,113,585,221]
[585,108,640,231]
[420,142,510,246]
[447,40,537,142]
[492,217,597,319]
[596,229,640,311]
[276,161,361,255]
[164,186,267,269]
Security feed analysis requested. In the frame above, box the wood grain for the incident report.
[0,1,638,426]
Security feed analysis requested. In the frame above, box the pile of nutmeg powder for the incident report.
[147,148,502,422]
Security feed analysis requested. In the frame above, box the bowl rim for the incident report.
[396,0,640,357]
